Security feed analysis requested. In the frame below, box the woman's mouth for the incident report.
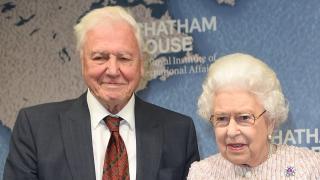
[227,143,246,151]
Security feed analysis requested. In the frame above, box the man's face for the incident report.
[82,20,143,113]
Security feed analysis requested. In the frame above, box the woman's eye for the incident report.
[216,116,229,122]
[238,114,251,121]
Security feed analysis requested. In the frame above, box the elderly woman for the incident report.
[188,53,320,179]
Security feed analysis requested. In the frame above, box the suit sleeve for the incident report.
[183,118,200,179]
[3,109,38,180]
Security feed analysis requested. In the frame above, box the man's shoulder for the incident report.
[21,97,80,114]
[17,94,86,123]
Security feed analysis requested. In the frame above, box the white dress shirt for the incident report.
[87,90,137,180]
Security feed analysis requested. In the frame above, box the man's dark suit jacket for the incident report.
[4,93,200,180]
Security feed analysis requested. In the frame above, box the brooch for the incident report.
[285,166,295,177]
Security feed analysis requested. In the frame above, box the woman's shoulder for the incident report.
[277,144,320,159]
[272,144,320,177]
[187,153,233,180]
[190,153,225,169]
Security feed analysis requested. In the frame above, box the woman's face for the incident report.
[213,89,274,167]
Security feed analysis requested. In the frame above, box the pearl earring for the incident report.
[268,134,272,141]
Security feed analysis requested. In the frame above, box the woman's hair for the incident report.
[198,53,288,129]
[73,6,144,57]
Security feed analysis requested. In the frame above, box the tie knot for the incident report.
[104,116,122,132]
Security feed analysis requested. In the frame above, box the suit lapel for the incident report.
[59,93,96,180]
[135,97,162,180]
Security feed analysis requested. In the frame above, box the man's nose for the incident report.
[106,55,120,75]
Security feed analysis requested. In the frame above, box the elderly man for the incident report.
[3,6,199,180]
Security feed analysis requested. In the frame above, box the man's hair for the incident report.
[198,53,289,129]
[74,6,144,57]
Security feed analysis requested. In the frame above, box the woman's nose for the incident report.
[226,119,241,137]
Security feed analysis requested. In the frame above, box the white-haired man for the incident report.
[4,6,199,180]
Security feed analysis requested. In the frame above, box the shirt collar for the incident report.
[87,89,135,130]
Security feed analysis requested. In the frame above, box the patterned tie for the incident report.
[102,116,130,180]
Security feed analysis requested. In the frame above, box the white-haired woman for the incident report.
[188,53,320,179]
